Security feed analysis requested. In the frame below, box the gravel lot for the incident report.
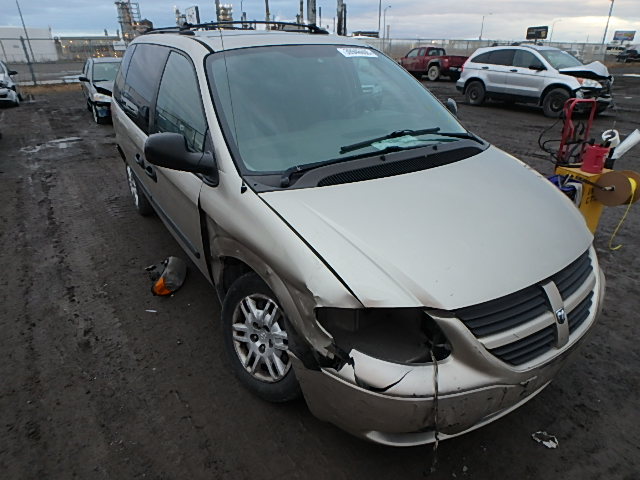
[1,74,639,479]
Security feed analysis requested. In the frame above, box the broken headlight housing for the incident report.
[576,77,602,89]
[316,308,451,364]
[92,92,112,103]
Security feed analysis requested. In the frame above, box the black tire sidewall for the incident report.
[543,88,570,117]
[466,81,485,105]
[221,273,301,403]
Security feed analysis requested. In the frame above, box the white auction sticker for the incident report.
[337,47,378,58]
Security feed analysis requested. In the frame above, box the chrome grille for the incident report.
[456,249,595,366]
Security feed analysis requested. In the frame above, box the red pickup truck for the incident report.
[399,47,468,81]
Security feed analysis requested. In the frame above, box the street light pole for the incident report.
[378,0,382,36]
[479,13,492,41]
[383,5,391,48]
[549,19,562,43]
[601,0,615,45]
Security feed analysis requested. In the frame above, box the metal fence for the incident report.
[360,38,610,64]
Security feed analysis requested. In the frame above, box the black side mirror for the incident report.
[144,132,219,186]
[528,65,546,71]
[445,98,458,116]
[8,70,17,76]
[78,75,89,82]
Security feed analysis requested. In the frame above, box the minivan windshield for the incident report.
[207,45,466,174]
[93,61,121,82]
[539,50,583,70]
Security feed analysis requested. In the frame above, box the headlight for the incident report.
[577,78,602,89]
[316,308,451,364]
[92,92,112,102]
[0,80,8,88]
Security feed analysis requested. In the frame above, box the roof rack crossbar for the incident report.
[145,20,328,35]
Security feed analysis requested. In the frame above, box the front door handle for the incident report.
[510,69,518,72]
[481,66,489,70]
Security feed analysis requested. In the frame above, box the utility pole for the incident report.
[318,6,322,28]
[19,36,37,85]
[601,0,615,45]
[378,0,381,36]
[265,0,270,22]
[307,0,317,25]
[16,0,36,63]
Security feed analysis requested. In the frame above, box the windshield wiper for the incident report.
[430,131,484,144]
[339,128,441,154]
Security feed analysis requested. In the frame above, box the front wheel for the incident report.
[542,88,570,118]
[465,81,486,105]
[222,273,301,403]
[92,104,109,125]
[427,65,440,81]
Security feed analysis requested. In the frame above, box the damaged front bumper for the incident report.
[292,259,605,447]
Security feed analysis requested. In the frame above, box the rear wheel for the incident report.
[126,165,153,216]
[465,81,486,105]
[542,88,570,118]
[427,65,440,81]
[222,273,301,403]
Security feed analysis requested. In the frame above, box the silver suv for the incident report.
[113,23,604,446]
[456,45,613,117]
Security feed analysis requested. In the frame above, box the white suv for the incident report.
[456,45,613,117]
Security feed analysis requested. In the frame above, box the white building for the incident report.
[0,26,58,62]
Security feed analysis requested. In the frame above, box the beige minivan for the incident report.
[113,22,604,446]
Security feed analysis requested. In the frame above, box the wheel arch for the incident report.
[539,83,573,106]
[462,77,486,93]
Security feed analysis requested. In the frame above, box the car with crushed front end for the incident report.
[0,60,21,107]
[79,56,121,124]
[112,22,604,447]
[457,45,613,117]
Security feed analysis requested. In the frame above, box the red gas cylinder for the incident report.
[581,145,610,174]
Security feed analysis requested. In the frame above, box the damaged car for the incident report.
[113,23,605,446]
[457,45,613,117]
[0,60,21,107]
[79,56,121,124]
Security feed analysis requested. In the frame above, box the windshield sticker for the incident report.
[371,135,430,150]
[337,47,378,58]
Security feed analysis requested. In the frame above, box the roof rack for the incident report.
[145,21,329,36]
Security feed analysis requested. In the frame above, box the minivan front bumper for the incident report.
[293,266,604,447]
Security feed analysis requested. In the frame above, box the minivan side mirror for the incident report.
[78,75,89,82]
[445,98,458,116]
[528,64,546,71]
[144,132,219,186]
[8,70,18,76]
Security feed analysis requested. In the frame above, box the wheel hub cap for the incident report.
[231,294,291,383]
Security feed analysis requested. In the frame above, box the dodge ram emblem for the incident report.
[554,308,567,325]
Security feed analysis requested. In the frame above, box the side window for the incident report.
[418,48,426,56]
[154,52,207,152]
[488,49,515,66]
[513,50,543,69]
[113,44,136,104]
[406,49,419,58]
[83,60,89,77]
[427,49,444,56]
[121,44,169,133]
[470,52,491,64]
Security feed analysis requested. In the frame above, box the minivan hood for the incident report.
[260,146,592,310]
[559,61,610,80]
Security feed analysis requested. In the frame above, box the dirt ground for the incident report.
[1,75,639,480]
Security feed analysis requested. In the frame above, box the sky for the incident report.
[1,0,639,43]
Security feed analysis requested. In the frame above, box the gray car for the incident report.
[0,60,20,107]
[456,45,613,117]
[112,24,604,446]
[79,57,121,124]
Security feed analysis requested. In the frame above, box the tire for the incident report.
[427,65,440,81]
[542,88,570,118]
[222,273,301,403]
[126,165,153,216]
[92,103,109,125]
[465,80,486,105]
[11,93,20,107]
